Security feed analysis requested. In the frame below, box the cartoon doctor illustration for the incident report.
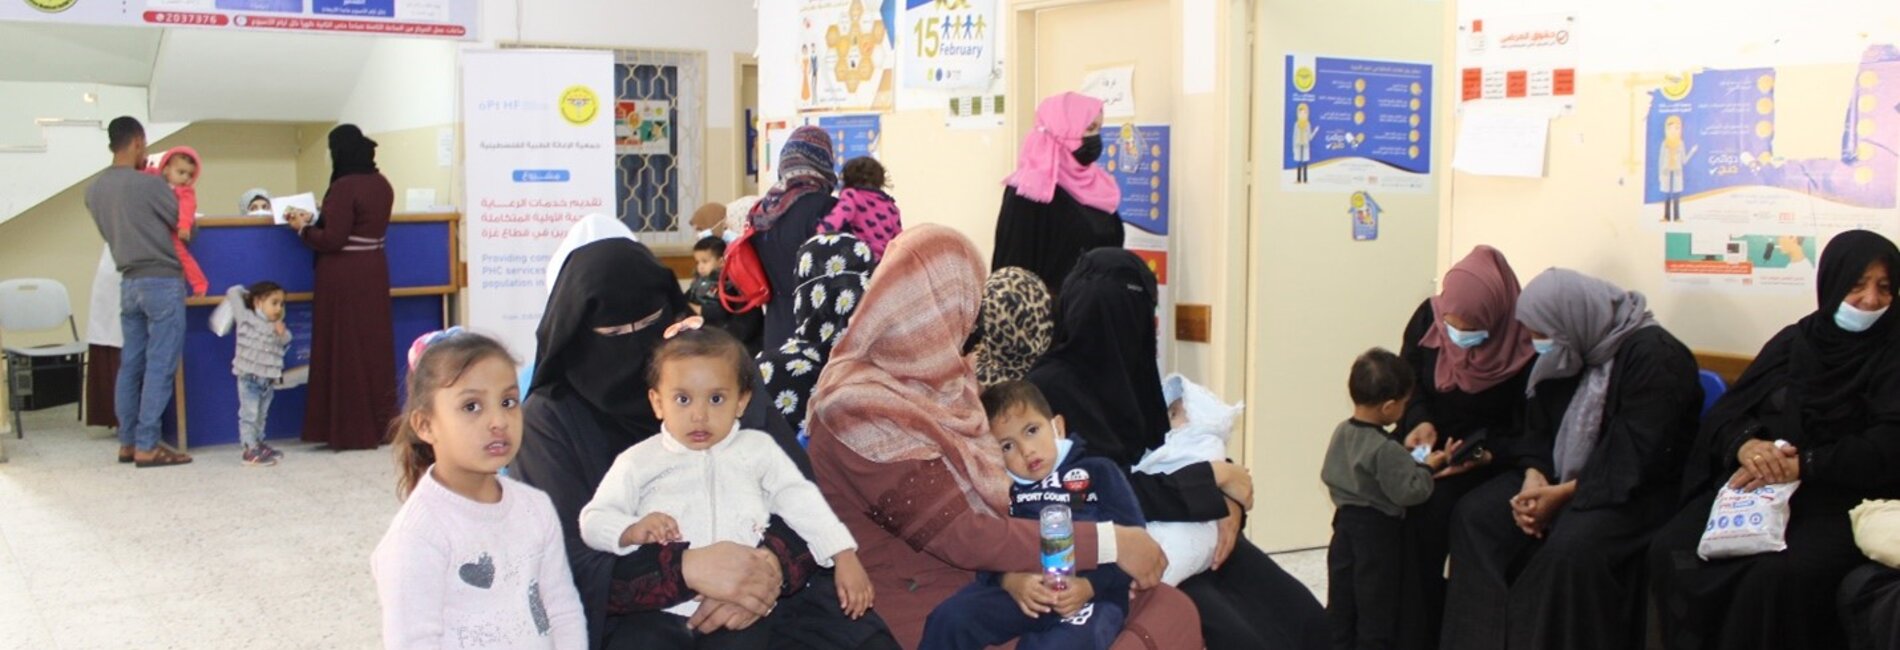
[1293,103,1318,184]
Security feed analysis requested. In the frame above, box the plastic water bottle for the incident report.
[1040,505,1075,591]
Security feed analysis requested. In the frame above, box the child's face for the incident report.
[648,354,751,451]
[256,291,285,322]
[248,198,271,214]
[415,356,523,477]
[693,251,722,278]
[991,405,1066,481]
[1168,399,1188,430]
[162,156,196,187]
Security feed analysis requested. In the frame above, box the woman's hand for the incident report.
[681,541,780,618]
[1512,473,1575,539]
[688,598,762,633]
[1212,462,1254,511]
[284,208,312,230]
[1213,497,1243,570]
[1114,525,1168,590]
[1434,445,1492,479]
[1405,422,1438,450]
[1735,439,1799,488]
[1053,576,1096,618]
[1511,469,1551,537]
[832,551,874,620]
[1000,572,1058,618]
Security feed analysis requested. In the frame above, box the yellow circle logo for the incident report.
[1293,66,1317,93]
[559,86,600,126]
[25,0,77,11]
[1661,73,1694,102]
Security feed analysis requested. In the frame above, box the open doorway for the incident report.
[739,59,760,196]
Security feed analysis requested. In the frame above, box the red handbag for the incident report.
[719,227,771,313]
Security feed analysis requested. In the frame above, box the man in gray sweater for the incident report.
[88,116,191,467]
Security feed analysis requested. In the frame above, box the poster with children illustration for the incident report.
[799,0,896,112]
[1283,54,1435,193]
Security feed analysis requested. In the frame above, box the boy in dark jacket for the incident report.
[920,381,1145,650]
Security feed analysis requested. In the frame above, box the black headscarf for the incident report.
[1027,248,1169,468]
[1687,230,1900,493]
[531,238,687,436]
[329,124,380,184]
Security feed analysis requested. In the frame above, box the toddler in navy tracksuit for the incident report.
[920,381,1146,650]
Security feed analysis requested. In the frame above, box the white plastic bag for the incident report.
[1697,480,1800,560]
[208,295,237,337]
[1136,374,1244,586]
[1850,500,1900,570]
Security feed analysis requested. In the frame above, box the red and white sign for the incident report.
[1459,14,1578,104]
[3,1,477,41]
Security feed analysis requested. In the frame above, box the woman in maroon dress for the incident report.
[286,124,396,450]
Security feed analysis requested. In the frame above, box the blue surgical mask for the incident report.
[1835,301,1890,333]
[695,228,714,240]
[1445,324,1490,349]
[1532,338,1557,355]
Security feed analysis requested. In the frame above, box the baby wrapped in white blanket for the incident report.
[1134,374,1243,586]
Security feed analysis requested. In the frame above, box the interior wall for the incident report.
[1248,0,1449,550]
[0,82,181,224]
[1445,0,1900,357]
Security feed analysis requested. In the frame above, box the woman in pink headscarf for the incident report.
[992,92,1124,297]
[1392,245,1538,649]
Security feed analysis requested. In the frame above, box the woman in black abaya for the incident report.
[1026,248,1328,650]
[511,238,876,649]
[1649,230,1900,650]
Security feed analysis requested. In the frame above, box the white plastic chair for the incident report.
[0,278,89,437]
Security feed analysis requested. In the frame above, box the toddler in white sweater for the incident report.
[579,324,874,625]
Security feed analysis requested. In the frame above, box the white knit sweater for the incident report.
[579,424,856,616]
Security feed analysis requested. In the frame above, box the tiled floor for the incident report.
[0,406,1327,649]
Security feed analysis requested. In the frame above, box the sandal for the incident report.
[134,447,193,468]
[118,446,135,464]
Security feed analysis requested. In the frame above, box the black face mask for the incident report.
[1073,134,1104,165]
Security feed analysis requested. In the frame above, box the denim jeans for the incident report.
[117,277,186,451]
[236,373,274,448]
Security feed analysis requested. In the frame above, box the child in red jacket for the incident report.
[145,146,209,296]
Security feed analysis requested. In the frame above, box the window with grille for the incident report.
[614,49,705,250]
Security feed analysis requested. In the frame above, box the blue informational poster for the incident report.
[1644,47,1900,216]
[1350,191,1382,241]
[216,0,302,12]
[313,0,395,18]
[813,114,883,176]
[1284,54,1434,193]
[1101,123,1171,236]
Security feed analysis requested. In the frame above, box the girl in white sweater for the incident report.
[372,330,587,649]
[579,323,877,642]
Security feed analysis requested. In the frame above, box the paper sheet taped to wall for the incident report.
[1452,106,1551,178]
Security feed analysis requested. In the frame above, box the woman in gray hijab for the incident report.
[1439,268,1702,650]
